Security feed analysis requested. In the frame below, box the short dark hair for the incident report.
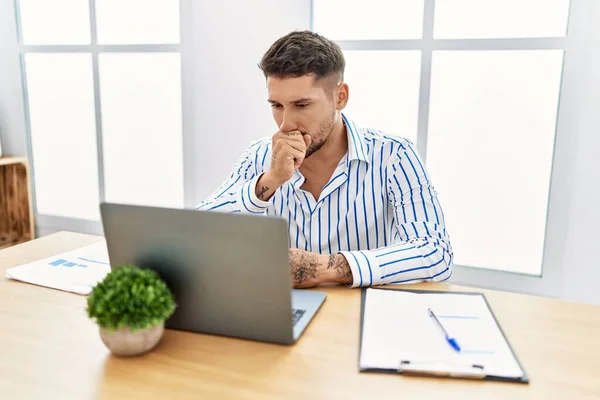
[258,30,345,86]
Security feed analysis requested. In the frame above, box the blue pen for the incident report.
[428,308,461,352]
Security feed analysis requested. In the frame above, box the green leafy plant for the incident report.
[86,265,176,332]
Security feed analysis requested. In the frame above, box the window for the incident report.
[17,0,183,224]
[313,0,424,40]
[427,50,563,275]
[342,51,421,142]
[433,0,570,39]
[98,53,183,208]
[24,53,99,220]
[314,1,571,286]
[19,0,91,45]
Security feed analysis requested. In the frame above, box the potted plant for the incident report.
[86,265,176,356]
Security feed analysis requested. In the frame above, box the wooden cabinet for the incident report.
[0,157,35,249]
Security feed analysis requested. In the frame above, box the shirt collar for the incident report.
[342,113,370,165]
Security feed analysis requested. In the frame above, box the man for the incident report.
[196,31,453,289]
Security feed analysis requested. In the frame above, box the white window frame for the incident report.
[15,0,193,236]
[312,0,587,297]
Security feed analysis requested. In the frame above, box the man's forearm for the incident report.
[289,249,353,288]
[325,253,353,284]
[255,171,286,201]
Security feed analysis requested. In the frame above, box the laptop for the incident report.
[99,202,326,345]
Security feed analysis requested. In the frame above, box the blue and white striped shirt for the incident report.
[196,114,453,287]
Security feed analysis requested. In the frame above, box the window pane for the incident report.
[313,0,424,40]
[18,0,91,45]
[25,53,99,220]
[343,51,421,143]
[95,0,180,44]
[434,0,571,39]
[99,53,183,208]
[427,50,563,275]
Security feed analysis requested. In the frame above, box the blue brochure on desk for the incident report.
[358,288,529,383]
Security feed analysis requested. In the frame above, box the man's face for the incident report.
[267,74,339,157]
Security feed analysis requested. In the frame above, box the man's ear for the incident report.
[336,83,349,110]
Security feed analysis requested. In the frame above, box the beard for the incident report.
[304,111,336,158]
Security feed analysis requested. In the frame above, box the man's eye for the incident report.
[296,104,309,109]
[270,104,282,109]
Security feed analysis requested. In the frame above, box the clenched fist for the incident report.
[255,131,311,201]
[270,130,312,183]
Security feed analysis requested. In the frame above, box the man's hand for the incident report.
[288,249,353,288]
[270,130,312,183]
[255,131,311,201]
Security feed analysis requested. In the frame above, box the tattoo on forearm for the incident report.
[290,250,318,285]
[257,185,269,200]
[327,254,352,281]
[327,254,335,270]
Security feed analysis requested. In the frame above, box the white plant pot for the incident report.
[99,322,165,357]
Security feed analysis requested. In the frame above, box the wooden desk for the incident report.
[1,232,599,399]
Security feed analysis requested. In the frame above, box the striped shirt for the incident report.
[196,114,453,287]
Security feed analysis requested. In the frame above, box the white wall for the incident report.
[559,2,600,305]
[0,0,28,157]
[183,0,311,204]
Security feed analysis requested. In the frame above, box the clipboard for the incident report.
[358,287,529,383]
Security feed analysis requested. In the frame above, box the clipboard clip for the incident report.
[398,360,486,380]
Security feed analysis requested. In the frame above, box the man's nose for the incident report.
[279,111,298,133]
